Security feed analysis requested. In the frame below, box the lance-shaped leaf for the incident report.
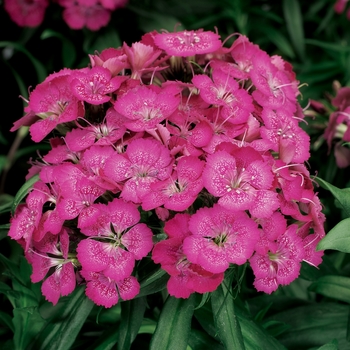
[32,286,94,350]
[117,296,147,350]
[309,275,350,304]
[149,294,195,350]
[211,281,245,350]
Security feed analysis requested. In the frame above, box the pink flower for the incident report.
[203,147,279,218]
[81,270,139,308]
[154,29,222,57]
[260,108,310,164]
[152,214,224,298]
[77,198,153,280]
[70,67,126,105]
[192,68,254,124]
[29,229,76,305]
[142,155,205,211]
[250,224,305,294]
[4,0,48,27]
[18,71,85,142]
[182,204,260,273]
[89,48,129,76]
[114,85,180,132]
[62,3,111,31]
[104,138,173,203]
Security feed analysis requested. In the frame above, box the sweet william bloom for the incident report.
[203,147,279,218]
[80,270,140,308]
[29,229,76,305]
[192,68,254,125]
[250,224,305,294]
[114,85,180,132]
[77,198,153,281]
[154,29,222,57]
[182,204,260,274]
[70,66,127,105]
[14,72,85,142]
[152,214,224,298]
[104,138,173,203]
[62,2,111,31]
[142,155,205,211]
[4,0,48,27]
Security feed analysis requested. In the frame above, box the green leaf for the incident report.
[271,303,349,349]
[137,267,169,298]
[211,281,245,350]
[315,339,338,350]
[0,310,15,333]
[305,38,350,53]
[309,275,350,303]
[282,0,305,60]
[117,297,147,350]
[86,326,119,350]
[32,286,94,350]
[188,328,224,350]
[11,174,40,215]
[315,177,350,217]
[149,294,195,350]
[13,306,45,350]
[317,218,350,253]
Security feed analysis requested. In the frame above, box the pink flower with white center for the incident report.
[260,108,310,164]
[80,145,119,191]
[104,138,173,203]
[192,68,254,124]
[142,155,205,211]
[70,66,126,105]
[80,270,140,308]
[114,85,180,132]
[203,147,279,218]
[249,224,305,294]
[29,229,76,305]
[20,73,85,142]
[8,181,49,250]
[152,214,224,298]
[65,107,127,152]
[250,50,297,113]
[154,29,222,57]
[43,137,80,165]
[55,171,105,229]
[213,35,260,80]
[182,204,260,274]
[4,0,48,27]
[77,198,153,281]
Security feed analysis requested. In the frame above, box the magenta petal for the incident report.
[42,273,61,305]
[121,223,153,260]
[60,263,76,297]
[83,271,119,308]
[167,275,192,298]
[117,276,140,300]
[77,239,109,272]
[104,248,135,281]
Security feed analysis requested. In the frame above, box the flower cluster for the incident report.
[9,28,325,307]
[4,0,128,30]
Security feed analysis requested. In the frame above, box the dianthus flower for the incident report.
[9,28,325,306]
